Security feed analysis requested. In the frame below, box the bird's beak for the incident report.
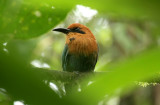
[52,28,70,34]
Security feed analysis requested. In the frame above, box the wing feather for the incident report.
[62,44,69,71]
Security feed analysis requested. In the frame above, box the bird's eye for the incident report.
[73,27,80,31]
[70,27,85,34]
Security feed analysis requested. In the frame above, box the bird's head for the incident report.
[53,23,98,55]
[53,23,95,40]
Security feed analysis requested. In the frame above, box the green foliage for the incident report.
[0,0,70,39]
[53,0,160,21]
[0,0,160,105]
[66,48,160,105]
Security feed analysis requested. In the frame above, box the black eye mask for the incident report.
[70,27,86,34]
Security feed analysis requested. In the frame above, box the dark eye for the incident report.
[73,27,80,31]
[70,27,85,34]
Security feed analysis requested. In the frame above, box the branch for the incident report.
[33,68,160,84]
[33,68,106,82]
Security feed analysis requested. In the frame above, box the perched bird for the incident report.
[53,23,98,72]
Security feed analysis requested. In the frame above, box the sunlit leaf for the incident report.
[0,0,71,39]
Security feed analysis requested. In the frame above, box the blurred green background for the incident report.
[0,0,160,105]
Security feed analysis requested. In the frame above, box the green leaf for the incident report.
[53,0,160,21]
[67,47,160,105]
[0,49,63,105]
[0,0,71,39]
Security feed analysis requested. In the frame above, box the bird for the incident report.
[53,23,98,72]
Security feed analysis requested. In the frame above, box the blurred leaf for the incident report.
[53,0,160,21]
[0,0,71,39]
[1,0,160,40]
[66,47,160,105]
[0,49,63,105]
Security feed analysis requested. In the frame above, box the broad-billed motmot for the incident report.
[53,23,98,72]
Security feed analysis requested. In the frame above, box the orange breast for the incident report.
[66,33,98,56]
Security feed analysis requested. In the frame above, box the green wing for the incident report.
[62,44,69,71]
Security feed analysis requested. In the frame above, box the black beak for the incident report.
[52,28,70,34]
